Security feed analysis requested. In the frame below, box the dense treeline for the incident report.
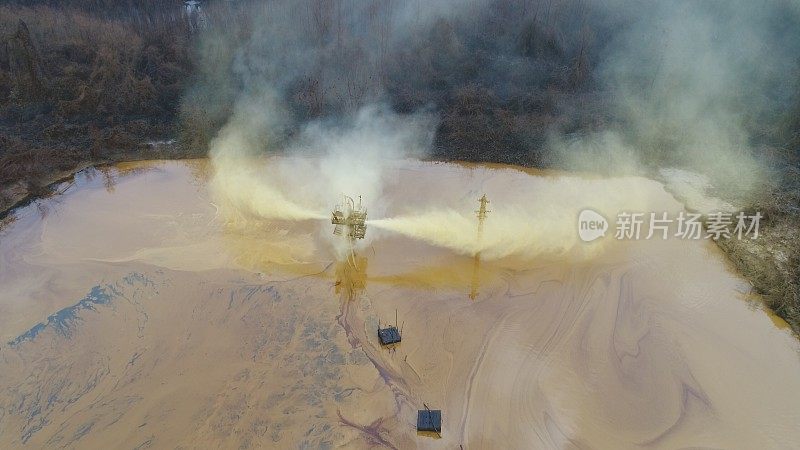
[3,0,798,180]
[0,2,192,192]
[178,0,612,164]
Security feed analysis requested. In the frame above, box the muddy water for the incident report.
[0,159,799,449]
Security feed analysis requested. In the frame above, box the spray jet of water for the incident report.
[211,155,328,222]
[367,174,667,261]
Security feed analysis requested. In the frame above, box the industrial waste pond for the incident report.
[1,159,799,448]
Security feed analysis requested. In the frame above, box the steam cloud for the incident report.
[187,0,800,261]
[368,174,662,260]
[548,0,800,201]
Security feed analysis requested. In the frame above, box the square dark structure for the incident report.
[417,409,441,433]
[378,326,401,345]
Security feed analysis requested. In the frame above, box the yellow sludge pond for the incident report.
[0,159,798,449]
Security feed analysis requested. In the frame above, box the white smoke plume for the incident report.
[187,0,800,263]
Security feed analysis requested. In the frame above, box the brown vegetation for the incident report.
[715,163,800,331]
[0,2,196,207]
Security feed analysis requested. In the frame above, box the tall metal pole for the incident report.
[471,194,490,300]
[476,194,490,240]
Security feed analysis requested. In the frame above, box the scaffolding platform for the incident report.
[331,195,367,239]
